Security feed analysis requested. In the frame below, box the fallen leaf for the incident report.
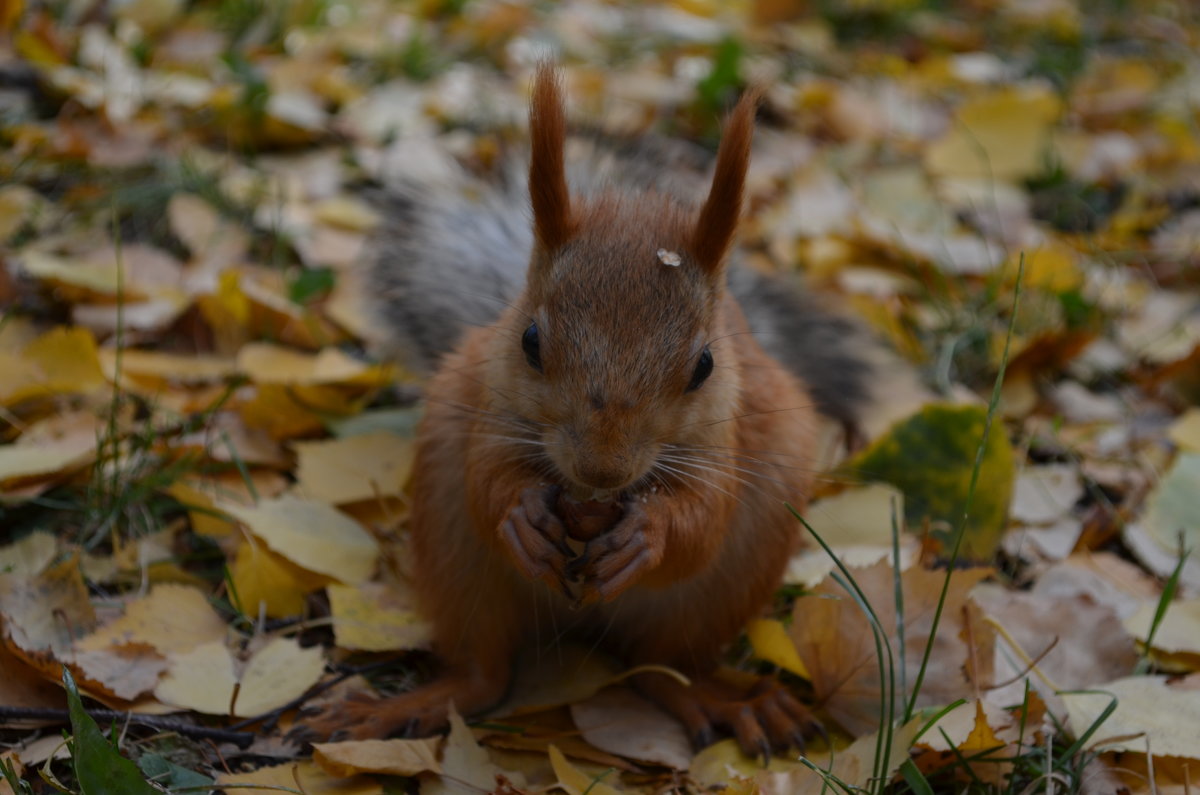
[0,532,58,577]
[547,744,624,795]
[154,636,324,717]
[424,708,524,795]
[925,85,1061,181]
[293,431,415,503]
[313,738,442,777]
[220,494,380,585]
[569,686,693,770]
[746,619,810,678]
[327,581,431,652]
[1168,408,1200,452]
[215,760,383,794]
[1123,598,1200,659]
[1010,463,1083,525]
[789,561,989,736]
[75,583,227,656]
[844,403,1015,559]
[0,556,97,661]
[786,483,917,587]
[1063,676,1200,758]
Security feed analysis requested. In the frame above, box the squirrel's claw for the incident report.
[575,499,665,604]
[499,486,574,596]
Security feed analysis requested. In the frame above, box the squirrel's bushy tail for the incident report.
[367,134,882,433]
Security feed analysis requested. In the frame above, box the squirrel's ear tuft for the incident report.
[529,62,575,253]
[691,87,761,276]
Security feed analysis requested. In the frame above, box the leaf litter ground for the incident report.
[1,1,1200,793]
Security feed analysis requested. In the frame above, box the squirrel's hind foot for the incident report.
[290,668,509,744]
[634,670,826,761]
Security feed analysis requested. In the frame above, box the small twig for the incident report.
[0,707,256,749]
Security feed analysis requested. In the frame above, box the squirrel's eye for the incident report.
[687,346,713,392]
[522,322,543,372]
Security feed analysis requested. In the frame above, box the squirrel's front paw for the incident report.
[573,499,664,604]
[499,485,573,596]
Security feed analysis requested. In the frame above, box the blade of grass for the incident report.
[905,254,1025,721]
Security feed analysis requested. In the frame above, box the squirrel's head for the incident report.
[492,63,758,496]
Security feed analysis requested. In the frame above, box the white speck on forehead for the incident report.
[657,248,682,267]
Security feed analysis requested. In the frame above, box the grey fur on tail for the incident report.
[366,132,876,432]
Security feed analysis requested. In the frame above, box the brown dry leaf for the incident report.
[970,583,1139,711]
[789,561,988,735]
[0,642,66,711]
[313,738,442,778]
[569,686,692,770]
[154,636,324,716]
[1063,676,1200,758]
[169,192,249,276]
[215,760,383,794]
[0,556,97,662]
[293,431,414,503]
[493,643,621,718]
[327,581,431,652]
[219,493,379,585]
[925,85,1061,181]
[785,483,916,588]
[75,583,226,656]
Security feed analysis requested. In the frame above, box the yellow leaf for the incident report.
[327,582,431,652]
[312,196,380,232]
[1005,242,1082,293]
[1124,599,1200,657]
[75,583,227,656]
[231,540,323,619]
[220,494,380,585]
[155,636,324,717]
[1063,676,1200,758]
[312,738,441,777]
[237,342,393,386]
[960,701,1006,754]
[746,619,810,679]
[1168,408,1200,453]
[548,744,625,795]
[293,431,414,504]
[925,86,1061,181]
[0,326,105,406]
[216,761,382,795]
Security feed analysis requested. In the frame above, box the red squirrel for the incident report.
[302,65,876,756]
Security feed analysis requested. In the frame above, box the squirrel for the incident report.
[300,64,880,757]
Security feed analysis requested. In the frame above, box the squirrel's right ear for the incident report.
[529,63,575,253]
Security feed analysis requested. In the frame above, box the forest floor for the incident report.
[1,1,1199,793]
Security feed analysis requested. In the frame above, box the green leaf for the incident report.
[138,753,215,791]
[846,403,1015,560]
[63,667,162,795]
[288,266,336,304]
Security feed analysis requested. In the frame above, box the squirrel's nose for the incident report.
[572,458,632,490]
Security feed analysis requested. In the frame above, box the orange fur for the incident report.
[692,87,762,273]
[528,62,575,253]
[302,76,823,756]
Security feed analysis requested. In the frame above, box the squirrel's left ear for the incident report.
[691,88,761,276]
